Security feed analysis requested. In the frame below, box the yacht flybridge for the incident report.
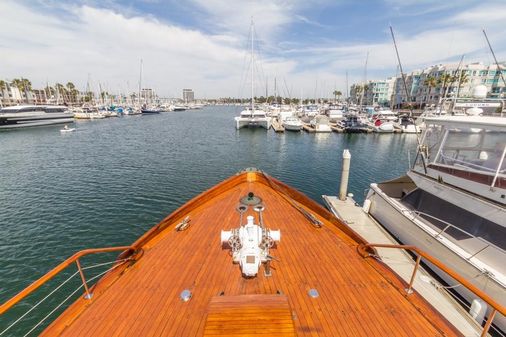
[0,105,74,129]
[2,169,504,336]
[365,115,506,332]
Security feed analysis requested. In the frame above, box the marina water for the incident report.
[0,106,418,335]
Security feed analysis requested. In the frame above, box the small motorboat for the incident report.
[60,125,76,133]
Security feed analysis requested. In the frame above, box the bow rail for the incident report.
[0,246,136,315]
[358,243,505,337]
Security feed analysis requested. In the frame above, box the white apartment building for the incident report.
[350,77,396,106]
[392,62,506,108]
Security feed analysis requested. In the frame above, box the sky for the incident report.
[1,0,505,98]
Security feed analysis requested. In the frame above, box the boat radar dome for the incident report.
[472,85,488,99]
[466,107,483,116]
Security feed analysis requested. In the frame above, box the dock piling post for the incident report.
[339,150,351,201]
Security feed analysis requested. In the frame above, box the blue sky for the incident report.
[1,0,505,98]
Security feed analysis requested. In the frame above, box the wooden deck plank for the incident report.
[40,173,462,337]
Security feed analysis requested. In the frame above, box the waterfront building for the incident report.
[183,88,194,103]
[353,62,506,109]
[141,88,157,103]
[0,83,26,106]
[392,70,423,108]
[350,77,396,107]
[392,62,506,108]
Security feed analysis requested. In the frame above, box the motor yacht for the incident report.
[325,104,345,122]
[364,115,506,332]
[0,105,74,129]
[282,116,303,131]
[2,169,502,336]
[343,114,370,133]
[398,115,421,133]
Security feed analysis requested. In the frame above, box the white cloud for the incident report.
[0,0,505,98]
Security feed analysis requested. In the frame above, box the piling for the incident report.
[339,149,351,201]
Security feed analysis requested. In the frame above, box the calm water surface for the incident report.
[0,106,418,335]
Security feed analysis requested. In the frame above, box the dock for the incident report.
[322,195,483,337]
[330,124,344,133]
[271,118,285,132]
[302,123,315,133]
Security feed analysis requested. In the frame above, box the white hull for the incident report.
[366,183,506,331]
[235,116,271,130]
[401,124,421,133]
[314,125,332,133]
[0,118,74,129]
[0,107,74,129]
[283,123,302,131]
[373,122,394,133]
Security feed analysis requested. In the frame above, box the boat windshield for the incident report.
[420,125,506,176]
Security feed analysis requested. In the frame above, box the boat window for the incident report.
[402,189,505,266]
[45,107,66,113]
[433,129,506,175]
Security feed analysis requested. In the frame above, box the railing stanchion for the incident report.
[76,259,92,299]
[481,308,496,337]
[406,255,421,294]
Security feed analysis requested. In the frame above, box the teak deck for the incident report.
[40,171,462,336]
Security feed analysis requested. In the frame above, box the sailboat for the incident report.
[234,20,271,130]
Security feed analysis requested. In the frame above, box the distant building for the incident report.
[350,78,396,107]
[392,62,506,108]
[141,88,156,103]
[0,83,24,106]
[351,62,506,109]
[183,89,194,103]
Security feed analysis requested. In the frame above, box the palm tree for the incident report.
[66,82,78,104]
[10,79,24,103]
[0,80,6,106]
[333,90,342,102]
[423,76,437,104]
[455,71,469,97]
[0,80,6,98]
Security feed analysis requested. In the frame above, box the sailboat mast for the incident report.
[138,58,143,106]
[251,19,254,111]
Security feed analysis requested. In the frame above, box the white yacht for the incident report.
[282,116,303,131]
[303,105,320,117]
[326,104,345,122]
[371,118,395,133]
[235,108,271,130]
[73,107,105,119]
[398,115,421,133]
[310,115,332,133]
[364,115,506,332]
[0,105,74,130]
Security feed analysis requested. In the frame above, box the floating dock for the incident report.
[302,123,315,133]
[322,195,483,336]
[330,125,344,133]
[271,119,285,132]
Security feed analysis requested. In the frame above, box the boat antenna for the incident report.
[359,52,368,110]
[138,58,143,106]
[389,25,427,173]
[449,54,465,110]
[345,70,349,103]
[483,29,506,92]
[250,17,255,111]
